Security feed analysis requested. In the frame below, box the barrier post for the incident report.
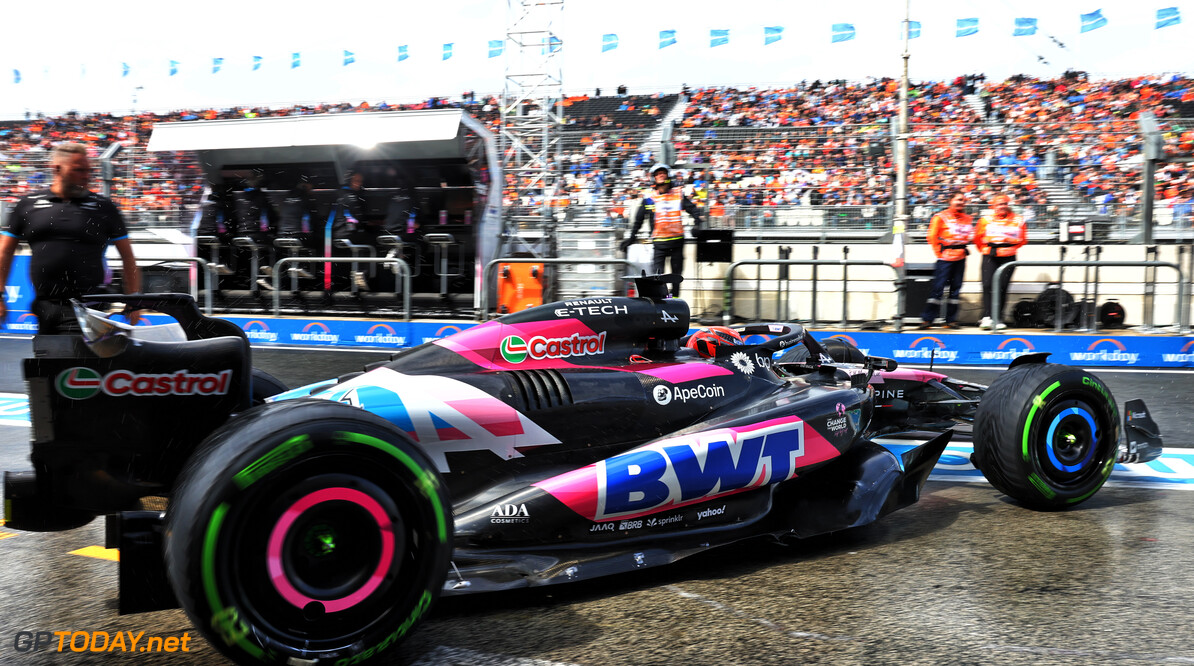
[1092,246,1102,334]
[810,246,819,324]
[840,246,850,328]
[1144,246,1158,331]
[1055,246,1067,333]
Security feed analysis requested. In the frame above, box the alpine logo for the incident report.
[500,332,606,364]
[55,367,233,400]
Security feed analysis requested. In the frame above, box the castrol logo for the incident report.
[55,367,233,400]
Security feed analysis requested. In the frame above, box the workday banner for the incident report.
[0,257,36,333]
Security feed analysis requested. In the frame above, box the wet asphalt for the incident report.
[1,338,1193,665]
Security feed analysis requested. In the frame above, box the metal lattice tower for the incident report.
[501,0,564,244]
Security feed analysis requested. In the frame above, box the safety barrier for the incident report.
[268,257,412,318]
[138,257,214,314]
[478,258,632,320]
[720,259,904,332]
[991,260,1188,334]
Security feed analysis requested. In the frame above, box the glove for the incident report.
[619,238,635,252]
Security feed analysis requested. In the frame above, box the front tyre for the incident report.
[165,399,452,665]
[973,363,1119,510]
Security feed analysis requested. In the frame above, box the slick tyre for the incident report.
[973,363,1119,510]
[165,399,452,665]
[250,368,288,405]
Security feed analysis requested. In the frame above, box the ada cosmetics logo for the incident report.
[490,503,530,524]
[892,336,958,362]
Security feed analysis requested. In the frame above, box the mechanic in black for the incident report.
[619,164,704,297]
[0,142,141,333]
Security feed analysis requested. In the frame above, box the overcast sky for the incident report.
[1,0,1191,119]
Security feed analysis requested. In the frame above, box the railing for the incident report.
[268,257,412,318]
[137,257,213,314]
[991,260,1189,334]
[478,258,632,320]
[721,259,904,332]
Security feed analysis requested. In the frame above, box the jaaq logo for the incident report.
[1069,338,1138,365]
[978,337,1036,362]
[355,324,405,346]
[290,322,339,343]
[55,368,233,399]
[891,337,958,362]
[242,320,277,342]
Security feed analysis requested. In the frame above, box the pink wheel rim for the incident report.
[266,487,395,613]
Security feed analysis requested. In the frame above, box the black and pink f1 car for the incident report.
[3,276,1162,665]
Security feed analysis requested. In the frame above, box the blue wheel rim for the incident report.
[1045,407,1098,473]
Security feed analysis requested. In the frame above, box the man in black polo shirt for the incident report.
[0,142,141,333]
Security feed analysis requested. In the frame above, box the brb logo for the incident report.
[1069,338,1139,365]
[500,332,606,364]
[55,367,233,400]
[593,418,806,520]
[892,337,958,362]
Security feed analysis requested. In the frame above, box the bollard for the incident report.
[1144,246,1158,330]
[754,246,763,323]
[1055,246,1067,332]
[1092,246,1102,334]
[811,246,820,324]
[840,246,850,328]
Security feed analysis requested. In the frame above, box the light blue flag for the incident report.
[291,52,301,69]
[1157,7,1180,29]
[602,33,618,52]
[548,35,562,53]
[831,23,856,43]
[252,56,263,71]
[1013,18,1038,36]
[1080,9,1107,32]
[905,20,922,39]
[121,63,130,78]
[956,18,979,37]
[169,60,179,76]
[764,26,783,45]
[212,57,223,74]
[710,29,729,47]
[398,45,409,62]
[443,43,454,60]
[488,40,504,58]
[12,70,19,84]
[659,30,677,48]
[343,50,355,66]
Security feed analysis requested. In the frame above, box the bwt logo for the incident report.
[423,325,462,344]
[9,313,38,332]
[827,335,870,356]
[1069,338,1139,365]
[243,320,277,342]
[892,337,958,362]
[979,337,1036,361]
[355,324,406,345]
[290,322,339,343]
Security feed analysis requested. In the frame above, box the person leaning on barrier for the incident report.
[920,191,974,330]
[0,142,141,333]
[975,193,1027,331]
[619,164,704,298]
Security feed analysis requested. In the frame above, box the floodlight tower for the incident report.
[501,0,565,242]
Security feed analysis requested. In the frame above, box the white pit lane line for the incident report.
[664,584,855,642]
[410,646,581,666]
[982,644,1194,662]
[0,393,30,427]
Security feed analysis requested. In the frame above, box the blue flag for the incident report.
[12,69,19,84]
[831,23,855,43]
[1013,18,1038,36]
[710,29,729,47]
[956,18,979,37]
[905,20,922,39]
[212,57,223,74]
[291,52,301,69]
[121,62,130,78]
[548,35,562,53]
[1157,7,1181,29]
[1081,9,1107,33]
[398,45,409,62]
[169,60,179,76]
[443,43,454,60]
[602,33,619,52]
[252,56,263,71]
[659,30,676,49]
[764,26,783,45]
[343,50,355,66]
[488,40,504,58]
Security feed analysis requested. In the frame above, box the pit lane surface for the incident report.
[2,337,1194,665]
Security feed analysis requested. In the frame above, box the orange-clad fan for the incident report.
[620,164,705,298]
[975,194,1027,330]
[920,191,974,329]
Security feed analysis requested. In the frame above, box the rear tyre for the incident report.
[165,399,452,664]
[250,368,288,405]
[972,363,1119,510]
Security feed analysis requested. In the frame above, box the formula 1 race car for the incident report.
[2,276,1163,666]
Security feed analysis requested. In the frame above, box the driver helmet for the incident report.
[686,326,744,358]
